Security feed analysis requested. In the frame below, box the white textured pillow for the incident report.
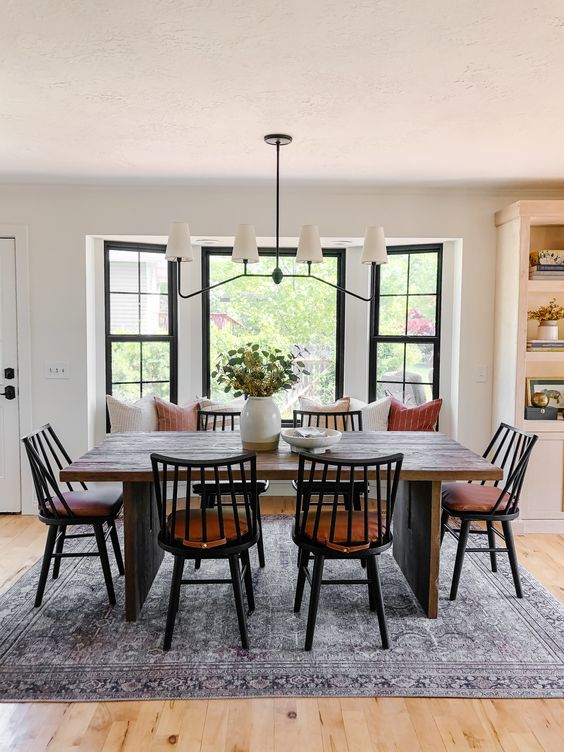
[198,396,246,412]
[361,396,392,431]
[106,394,158,433]
[300,395,390,431]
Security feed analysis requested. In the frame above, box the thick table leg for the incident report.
[392,480,441,618]
[123,481,164,622]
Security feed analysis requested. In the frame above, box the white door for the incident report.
[0,239,20,512]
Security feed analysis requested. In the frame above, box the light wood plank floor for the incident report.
[0,512,562,752]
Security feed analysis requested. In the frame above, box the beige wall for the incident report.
[2,183,563,467]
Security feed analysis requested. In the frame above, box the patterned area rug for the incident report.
[0,517,562,701]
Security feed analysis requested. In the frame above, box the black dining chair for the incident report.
[293,409,363,432]
[441,422,538,600]
[195,409,267,568]
[292,408,368,571]
[151,451,259,650]
[293,451,403,650]
[22,424,124,607]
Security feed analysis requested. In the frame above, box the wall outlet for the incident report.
[45,361,70,379]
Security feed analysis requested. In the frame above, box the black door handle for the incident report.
[0,386,15,400]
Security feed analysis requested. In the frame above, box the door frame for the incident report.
[0,225,33,514]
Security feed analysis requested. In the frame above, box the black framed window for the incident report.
[369,244,442,405]
[105,241,177,402]
[202,248,345,420]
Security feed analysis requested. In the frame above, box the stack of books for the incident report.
[527,339,564,352]
[529,263,564,280]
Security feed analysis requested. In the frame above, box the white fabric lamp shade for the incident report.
[166,222,194,262]
[231,224,259,263]
[296,225,323,264]
[361,226,388,265]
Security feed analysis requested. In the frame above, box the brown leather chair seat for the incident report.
[442,482,510,514]
[302,510,384,547]
[168,508,250,548]
[48,489,123,518]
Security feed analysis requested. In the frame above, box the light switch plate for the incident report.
[475,364,488,383]
[45,361,70,379]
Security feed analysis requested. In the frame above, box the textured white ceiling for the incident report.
[1,0,564,184]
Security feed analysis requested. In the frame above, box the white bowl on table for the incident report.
[280,427,342,454]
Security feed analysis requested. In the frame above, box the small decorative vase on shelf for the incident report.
[537,320,559,340]
[240,396,281,451]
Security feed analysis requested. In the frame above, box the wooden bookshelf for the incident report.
[494,201,564,532]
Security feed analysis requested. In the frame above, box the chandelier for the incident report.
[165,134,388,302]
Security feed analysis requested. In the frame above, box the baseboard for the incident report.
[517,519,564,534]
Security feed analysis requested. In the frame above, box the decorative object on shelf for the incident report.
[524,406,558,420]
[213,343,310,451]
[280,427,342,454]
[526,377,564,409]
[528,298,564,340]
[528,250,564,279]
[531,391,550,408]
[165,135,388,303]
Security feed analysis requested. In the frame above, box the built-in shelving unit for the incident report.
[493,200,564,533]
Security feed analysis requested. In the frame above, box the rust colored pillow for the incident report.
[387,398,442,431]
[155,398,200,431]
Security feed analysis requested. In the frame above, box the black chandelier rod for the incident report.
[177,259,377,302]
[275,138,280,270]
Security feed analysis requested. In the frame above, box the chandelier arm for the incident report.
[300,273,378,302]
[176,260,249,300]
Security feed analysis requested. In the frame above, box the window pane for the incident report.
[378,296,406,336]
[407,295,436,335]
[110,293,139,334]
[140,294,168,334]
[409,252,438,294]
[111,342,141,383]
[376,342,404,382]
[406,342,434,388]
[140,252,168,294]
[109,250,139,292]
[208,253,339,418]
[380,254,408,295]
[142,341,170,382]
[111,382,141,401]
[142,381,170,399]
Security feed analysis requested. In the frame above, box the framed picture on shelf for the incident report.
[526,377,564,408]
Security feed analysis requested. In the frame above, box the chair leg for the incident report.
[449,519,471,601]
[52,525,66,579]
[108,520,125,575]
[164,554,184,651]
[487,521,498,573]
[366,556,377,612]
[502,520,523,598]
[35,525,58,607]
[229,555,249,649]
[294,549,310,613]
[367,555,389,649]
[440,509,449,544]
[173,557,185,616]
[304,554,325,651]
[256,501,266,568]
[93,523,116,606]
[241,550,255,613]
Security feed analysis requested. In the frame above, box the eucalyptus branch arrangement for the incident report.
[212,343,310,398]
[528,298,564,322]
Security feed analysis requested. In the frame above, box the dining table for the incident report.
[60,430,502,622]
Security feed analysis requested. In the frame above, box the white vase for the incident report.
[240,396,281,451]
[537,320,559,340]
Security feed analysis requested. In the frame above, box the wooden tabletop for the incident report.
[60,431,502,483]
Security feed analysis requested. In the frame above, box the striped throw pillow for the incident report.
[387,398,442,431]
[106,394,158,433]
[155,397,200,431]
